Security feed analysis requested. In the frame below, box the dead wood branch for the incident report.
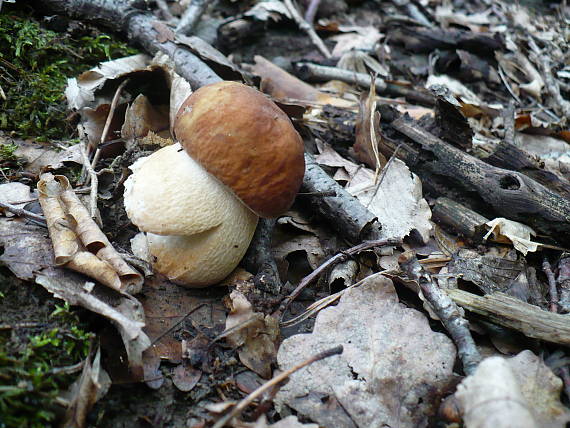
[388,115,570,241]
[401,254,481,375]
[36,0,221,89]
[296,62,436,106]
[301,153,384,243]
[243,218,282,294]
[447,289,570,347]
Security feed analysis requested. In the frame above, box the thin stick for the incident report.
[150,303,207,346]
[283,0,331,59]
[155,0,174,21]
[296,62,436,106]
[176,0,211,35]
[304,0,321,24]
[212,345,343,428]
[88,78,129,175]
[275,238,401,319]
[0,200,46,224]
[80,142,99,220]
[400,254,481,375]
[543,258,559,313]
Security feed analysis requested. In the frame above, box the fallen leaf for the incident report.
[353,81,387,170]
[0,182,33,216]
[172,363,202,392]
[225,291,279,379]
[35,266,151,378]
[38,173,143,293]
[65,54,152,110]
[252,56,353,107]
[483,217,541,255]
[346,158,433,243]
[62,347,111,428]
[121,94,169,140]
[275,273,456,428]
[455,351,570,428]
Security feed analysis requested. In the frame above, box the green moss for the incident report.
[0,281,94,428]
[0,6,138,141]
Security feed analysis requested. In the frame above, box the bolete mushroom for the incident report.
[124,81,305,287]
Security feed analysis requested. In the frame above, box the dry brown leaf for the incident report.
[455,352,570,428]
[353,81,387,170]
[252,56,353,108]
[121,94,169,140]
[346,158,433,243]
[2,136,83,175]
[0,218,53,280]
[275,273,456,428]
[38,173,143,293]
[65,54,152,110]
[0,182,33,216]
[62,348,111,428]
[172,363,202,392]
[483,218,541,255]
[225,291,279,379]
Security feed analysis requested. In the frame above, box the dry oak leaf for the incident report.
[275,273,456,428]
[225,291,279,379]
[455,351,570,428]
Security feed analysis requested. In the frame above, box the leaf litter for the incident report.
[3,0,570,426]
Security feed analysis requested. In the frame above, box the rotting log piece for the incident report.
[382,113,570,242]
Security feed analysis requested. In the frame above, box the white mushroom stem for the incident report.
[124,143,258,287]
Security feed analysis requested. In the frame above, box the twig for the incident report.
[155,0,174,21]
[543,258,559,313]
[0,321,46,330]
[301,153,384,243]
[400,254,481,375]
[304,0,321,24]
[212,345,343,428]
[176,0,211,35]
[502,100,516,146]
[150,303,207,346]
[89,78,129,173]
[295,62,435,106]
[276,238,402,320]
[0,200,46,225]
[79,142,99,220]
[283,0,331,59]
[243,218,282,294]
[39,0,221,89]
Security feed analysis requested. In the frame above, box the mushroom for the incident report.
[124,81,305,287]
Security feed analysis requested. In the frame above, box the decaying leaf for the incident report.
[275,273,456,428]
[62,347,111,428]
[484,217,542,255]
[121,94,170,141]
[172,363,202,392]
[455,351,570,428]
[225,291,279,379]
[8,139,83,175]
[244,1,292,22]
[347,158,433,243]
[353,80,387,171]
[36,266,151,378]
[38,173,143,293]
[65,54,152,110]
[234,415,318,428]
[0,182,33,217]
[252,56,353,107]
[448,248,544,304]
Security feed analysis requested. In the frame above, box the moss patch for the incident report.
[0,5,138,141]
[0,273,94,428]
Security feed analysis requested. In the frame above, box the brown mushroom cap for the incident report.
[173,81,305,218]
